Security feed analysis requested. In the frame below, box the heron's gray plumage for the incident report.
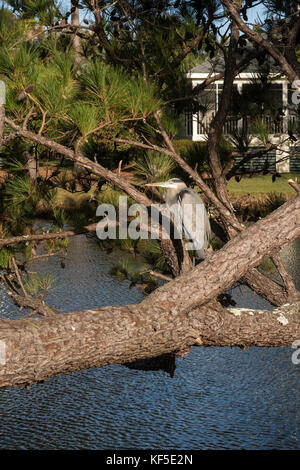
[145,178,211,259]
[177,187,211,259]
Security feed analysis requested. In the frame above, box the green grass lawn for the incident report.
[55,173,300,209]
[227,173,299,196]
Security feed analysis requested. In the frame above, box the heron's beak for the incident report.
[145,182,174,188]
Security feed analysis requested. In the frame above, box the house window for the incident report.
[220,84,240,134]
[196,84,240,135]
[288,83,299,130]
[241,82,284,134]
[185,108,193,136]
[197,111,215,134]
[264,83,283,107]
[290,148,300,172]
[198,85,217,111]
[197,85,217,134]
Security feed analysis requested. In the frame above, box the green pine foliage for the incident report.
[79,60,161,125]
[24,272,55,296]
[134,152,176,183]
[1,0,295,293]
[0,248,10,269]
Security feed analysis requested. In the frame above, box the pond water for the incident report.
[0,235,299,450]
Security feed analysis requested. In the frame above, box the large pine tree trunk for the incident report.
[71,1,81,65]
[0,300,299,389]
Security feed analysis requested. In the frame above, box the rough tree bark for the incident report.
[0,300,299,389]
[71,1,81,65]
[208,2,241,225]
[0,192,299,388]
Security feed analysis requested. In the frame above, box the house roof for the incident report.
[189,47,283,77]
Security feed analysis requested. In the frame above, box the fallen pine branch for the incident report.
[0,224,98,250]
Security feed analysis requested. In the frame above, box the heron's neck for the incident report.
[165,188,177,207]
[166,185,186,207]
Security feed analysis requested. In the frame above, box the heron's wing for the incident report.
[177,189,211,258]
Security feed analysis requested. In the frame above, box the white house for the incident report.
[178,53,300,174]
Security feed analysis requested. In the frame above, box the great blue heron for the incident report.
[145,178,211,259]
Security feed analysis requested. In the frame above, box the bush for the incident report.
[172,137,233,176]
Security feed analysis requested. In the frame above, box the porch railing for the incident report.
[190,111,294,137]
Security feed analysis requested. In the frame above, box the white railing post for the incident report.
[282,80,288,133]
[192,111,198,140]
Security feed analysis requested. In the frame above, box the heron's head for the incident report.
[145,178,186,190]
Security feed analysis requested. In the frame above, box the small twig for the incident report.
[0,273,19,295]
[39,109,47,135]
[272,254,300,302]
[21,318,40,329]
[6,289,59,317]
[24,91,47,136]
[117,160,123,176]
[142,270,172,282]
[30,252,62,261]
[24,310,39,317]
[11,256,28,297]
[288,179,300,194]
[22,106,35,130]
[0,223,98,250]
